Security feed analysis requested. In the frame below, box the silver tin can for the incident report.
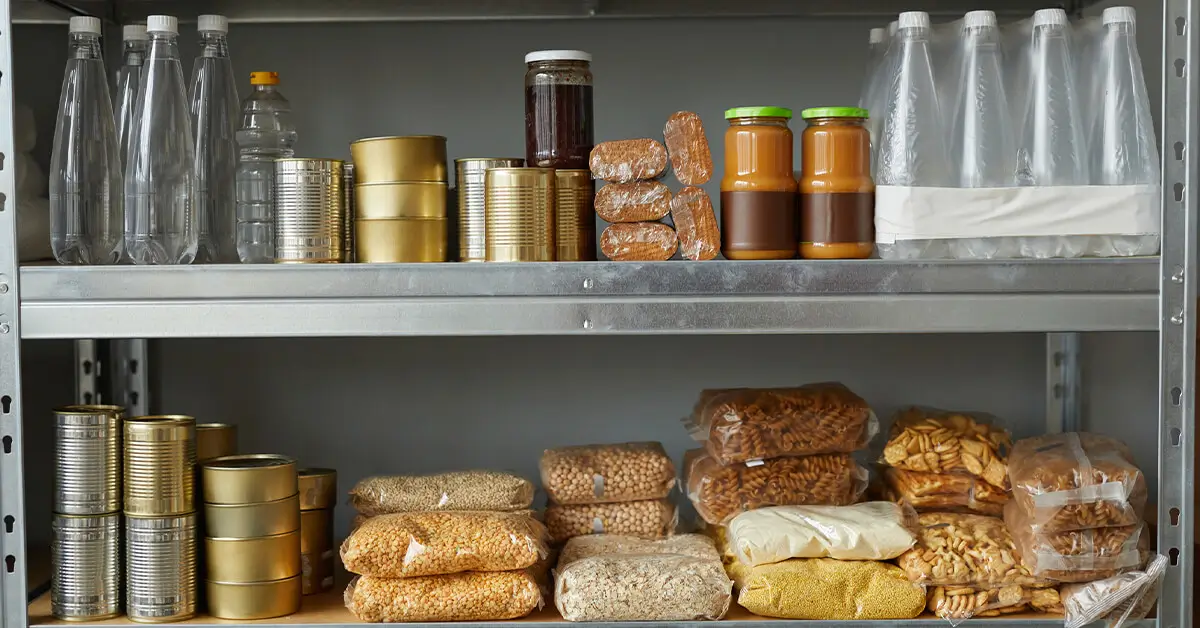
[126,514,197,623]
[343,163,356,263]
[54,405,122,515]
[454,158,524,262]
[51,513,121,621]
[274,158,345,264]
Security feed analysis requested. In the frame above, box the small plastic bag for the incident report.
[557,533,719,570]
[554,554,732,621]
[1008,432,1147,532]
[897,512,1049,588]
[544,498,676,545]
[589,139,669,183]
[727,502,917,565]
[1062,554,1168,628]
[348,470,534,516]
[881,407,1012,489]
[880,467,1008,516]
[686,383,878,465]
[927,584,1041,624]
[540,442,675,505]
[663,111,714,186]
[339,511,547,578]
[1005,500,1145,582]
[731,557,926,620]
[345,572,542,622]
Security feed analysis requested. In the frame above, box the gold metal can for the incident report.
[195,423,237,462]
[274,158,345,264]
[355,218,447,263]
[301,549,335,596]
[206,577,301,620]
[554,169,597,261]
[350,135,448,183]
[125,513,197,623]
[485,167,556,262]
[54,405,123,515]
[455,158,524,262]
[124,415,195,517]
[355,181,448,219]
[201,454,298,505]
[297,468,337,511]
[204,494,300,538]
[205,531,302,582]
[343,163,356,262]
[299,508,332,554]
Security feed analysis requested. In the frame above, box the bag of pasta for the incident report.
[882,407,1011,489]
[880,467,1008,516]
[896,512,1048,588]
[348,470,534,516]
[1005,500,1146,582]
[345,572,542,622]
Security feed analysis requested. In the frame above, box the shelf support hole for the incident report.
[1172,386,1183,406]
[4,555,12,573]
[82,360,91,376]
[83,392,93,405]
[130,391,139,406]
[1172,427,1181,446]
[3,436,10,454]
[130,359,138,375]
[1176,58,1187,78]
[4,516,12,534]
[1178,16,1188,36]
[1171,508,1181,526]
[1170,547,1180,565]
[1175,182,1185,202]
[1176,141,1186,161]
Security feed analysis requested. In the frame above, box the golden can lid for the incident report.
[297,468,337,511]
[202,454,298,505]
[204,453,294,471]
[124,415,194,441]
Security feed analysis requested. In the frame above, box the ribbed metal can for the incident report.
[274,158,345,264]
[124,415,195,517]
[484,167,556,262]
[54,405,123,515]
[125,514,197,623]
[554,169,597,261]
[343,163,356,263]
[51,513,121,621]
[455,158,524,262]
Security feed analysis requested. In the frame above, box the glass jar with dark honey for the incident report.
[720,107,798,260]
[798,107,875,259]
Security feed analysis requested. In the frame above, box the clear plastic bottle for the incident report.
[236,71,297,263]
[867,20,900,156]
[188,15,240,263]
[114,24,147,178]
[49,16,123,265]
[858,27,888,111]
[123,15,198,265]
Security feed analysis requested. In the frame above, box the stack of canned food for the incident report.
[350,136,449,262]
[195,423,238,601]
[273,158,347,263]
[297,468,338,595]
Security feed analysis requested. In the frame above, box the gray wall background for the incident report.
[11,1,1165,546]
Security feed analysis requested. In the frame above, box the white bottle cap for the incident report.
[146,15,178,34]
[899,11,931,29]
[1034,8,1069,27]
[888,20,899,36]
[1103,6,1136,25]
[122,24,147,41]
[197,15,228,32]
[869,27,886,43]
[68,16,101,34]
[524,50,591,64]
[963,10,997,28]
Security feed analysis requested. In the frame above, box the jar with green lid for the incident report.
[799,107,875,259]
[720,106,797,260]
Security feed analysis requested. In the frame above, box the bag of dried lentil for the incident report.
[544,498,676,544]
[345,572,542,622]
[554,554,732,621]
[348,470,535,516]
[896,512,1050,588]
[540,442,675,505]
[728,557,925,620]
[881,406,1012,489]
[339,511,547,578]
[557,533,720,570]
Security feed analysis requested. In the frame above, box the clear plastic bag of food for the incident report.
[589,139,669,183]
[897,512,1048,587]
[600,222,678,261]
[595,181,672,223]
[540,442,675,505]
[348,470,535,516]
[663,111,714,186]
[554,554,731,621]
[345,572,542,622]
[687,383,878,465]
[882,407,1012,489]
[1062,554,1168,628]
[544,498,676,545]
[880,467,1008,516]
[685,449,866,525]
[1008,432,1147,532]
[557,533,719,570]
[727,502,917,565]
[927,584,1060,624]
[339,511,547,578]
[1005,500,1145,582]
[729,557,926,620]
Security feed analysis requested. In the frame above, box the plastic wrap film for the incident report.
[588,139,668,183]
[880,467,1008,516]
[556,534,720,570]
[554,554,732,621]
[1061,554,1167,628]
[877,235,1161,260]
[882,406,1011,489]
[344,572,542,622]
[1008,432,1146,532]
[594,181,672,223]
[688,383,877,465]
[600,222,678,261]
[897,512,1048,587]
[540,442,675,505]
[728,557,926,620]
[663,111,714,185]
[726,502,917,565]
[348,470,534,516]
[339,511,547,578]
[1005,500,1145,582]
[685,449,866,525]
[670,186,720,261]
[543,498,676,544]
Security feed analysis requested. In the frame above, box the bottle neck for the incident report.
[198,31,230,58]
[253,84,279,95]
[1106,22,1137,37]
[69,33,102,60]
[147,31,180,60]
[728,116,790,128]
[122,39,147,65]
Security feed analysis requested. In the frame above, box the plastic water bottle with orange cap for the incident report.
[235,70,297,263]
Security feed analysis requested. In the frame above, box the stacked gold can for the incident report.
[124,415,197,623]
[554,169,597,261]
[297,469,337,595]
[52,405,123,621]
[454,158,524,261]
[201,454,301,620]
[350,136,448,262]
[273,158,345,263]
[342,164,356,263]
[194,424,237,606]
[485,167,556,261]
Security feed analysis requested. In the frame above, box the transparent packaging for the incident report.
[114,25,146,184]
[543,498,676,545]
[663,111,714,185]
[726,502,917,565]
[728,557,926,620]
[588,139,668,183]
[348,470,534,516]
[123,16,198,265]
[927,583,1062,623]
[345,572,542,623]
[1005,500,1145,582]
[1061,554,1167,628]
[595,181,672,223]
[670,186,720,261]
[950,11,1018,191]
[897,512,1048,587]
[49,17,123,265]
[879,467,1008,516]
[188,16,240,263]
[539,442,675,505]
[554,554,732,622]
[881,407,1011,488]
[599,222,678,261]
[236,73,297,263]
[557,534,720,570]
[864,21,899,166]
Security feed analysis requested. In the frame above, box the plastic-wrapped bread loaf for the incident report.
[663,111,714,185]
[600,222,678,261]
[589,139,668,183]
[595,181,672,223]
[671,186,720,261]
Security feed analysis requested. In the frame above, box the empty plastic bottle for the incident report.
[114,24,146,177]
[236,71,297,263]
[951,11,1017,188]
[858,27,888,111]
[1092,6,1158,185]
[1018,9,1089,187]
[189,15,240,263]
[866,20,900,155]
[877,11,951,187]
[49,16,123,265]
[124,15,198,265]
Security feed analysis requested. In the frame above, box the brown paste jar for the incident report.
[720,107,797,260]
[798,107,875,259]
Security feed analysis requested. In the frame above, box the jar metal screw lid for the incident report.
[801,107,870,120]
[525,50,592,63]
[724,106,793,120]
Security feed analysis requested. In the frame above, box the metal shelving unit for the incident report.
[0,0,1194,627]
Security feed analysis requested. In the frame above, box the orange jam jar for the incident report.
[798,107,875,259]
[720,107,798,260]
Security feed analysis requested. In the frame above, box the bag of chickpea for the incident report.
[896,512,1050,588]
[348,470,535,516]
[881,407,1012,489]
[543,498,676,545]
[540,442,675,505]
[728,557,925,620]
[554,554,732,621]
[340,511,547,578]
[345,572,542,622]
[879,467,1008,516]
[557,533,721,570]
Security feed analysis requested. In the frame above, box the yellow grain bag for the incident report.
[730,558,925,620]
[345,572,541,622]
